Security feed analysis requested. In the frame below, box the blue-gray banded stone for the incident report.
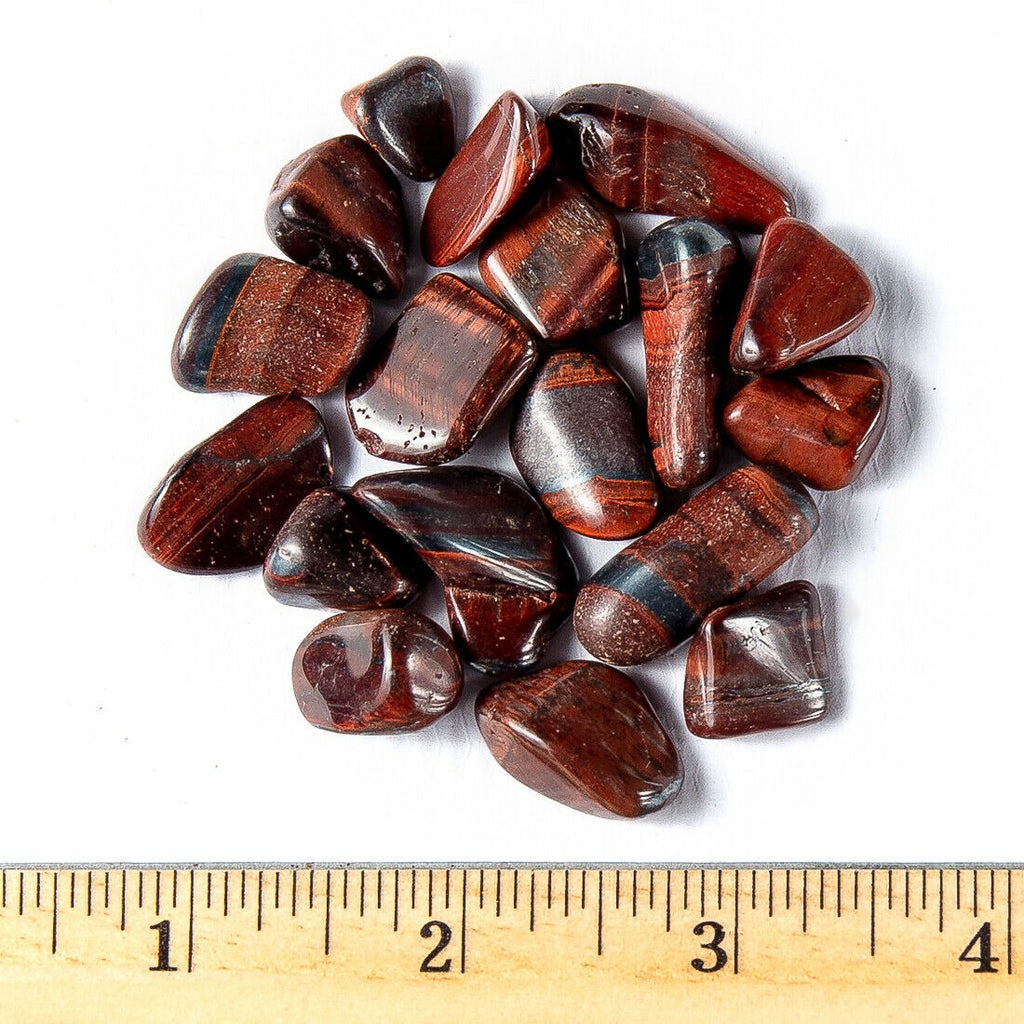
[510,349,658,540]
[574,466,819,665]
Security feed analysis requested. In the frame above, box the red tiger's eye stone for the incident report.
[421,91,551,267]
[684,581,830,738]
[730,217,874,375]
[724,356,891,490]
[138,395,332,574]
[476,660,682,818]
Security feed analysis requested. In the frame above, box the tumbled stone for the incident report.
[684,581,829,738]
[293,610,463,733]
[574,466,818,665]
[172,254,372,396]
[421,91,551,267]
[265,135,407,298]
[263,488,427,610]
[342,56,455,181]
[510,349,658,540]
[139,395,331,573]
[638,218,743,491]
[346,273,537,465]
[730,217,874,375]
[352,467,576,675]
[479,179,631,342]
[548,84,793,230]
[724,356,890,490]
[476,660,682,818]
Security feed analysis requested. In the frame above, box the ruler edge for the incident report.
[2,862,1023,870]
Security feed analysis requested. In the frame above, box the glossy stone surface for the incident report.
[139,395,331,573]
[479,179,631,342]
[724,357,890,490]
[352,468,576,675]
[265,135,407,298]
[421,91,551,267]
[730,217,874,375]
[293,610,463,734]
[264,488,426,610]
[638,219,743,491]
[574,466,818,665]
[346,274,536,465]
[510,349,658,540]
[172,254,372,396]
[548,85,793,231]
[684,581,829,738]
[476,660,682,818]
[342,56,455,181]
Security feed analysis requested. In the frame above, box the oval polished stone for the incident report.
[293,610,463,734]
[684,581,830,738]
[724,356,891,490]
[265,135,407,298]
[574,466,819,665]
[548,84,794,231]
[730,217,874,375]
[352,467,576,675]
[479,179,631,342]
[172,254,372,396]
[342,56,455,181]
[476,660,682,818]
[264,488,427,610]
[346,274,537,465]
[638,219,743,491]
[421,91,551,267]
[139,395,332,574]
[510,349,658,540]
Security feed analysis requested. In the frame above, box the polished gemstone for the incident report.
[574,466,818,665]
[638,218,743,490]
[342,56,455,181]
[510,349,658,540]
[421,91,551,267]
[684,581,829,738]
[172,254,372,396]
[293,610,463,733]
[139,395,331,573]
[352,467,576,674]
[476,660,682,818]
[264,488,426,610]
[730,217,874,374]
[548,84,794,230]
[265,135,407,298]
[479,179,631,342]
[724,357,890,490]
[346,274,536,465]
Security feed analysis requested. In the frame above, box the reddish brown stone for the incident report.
[724,357,890,490]
[684,581,830,738]
[574,466,818,665]
[479,179,631,342]
[638,218,744,491]
[138,395,332,573]
[346,274,537,465]
[293,610,463,734]
[548,84,793,230]
[476,660,682,818]
[421,91,551,267]
[730,217,874,375]
[265,135,407,298]
[172,254,372,396]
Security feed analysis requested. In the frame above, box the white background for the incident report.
[2,1,1020,864]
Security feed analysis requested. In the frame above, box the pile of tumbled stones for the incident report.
[139,57,890,819]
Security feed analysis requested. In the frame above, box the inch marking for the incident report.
[939,871,944,933]
[120,870,126,931]
[70,871,76,910]
[649,870,654,911]
[632,870,637,918]
[137,871,143,911]
[428,869,433,917]
[292,870,298,918]
[802,871,808,933]
[206,872,212,910]
[342,869,348,912]
[104,871,109,910]
[223,871,229,918]
[257,870,264,932]
[665,871,671,933]
[393,870,399,932]
[496,869,501,918]
[87,870,92,916]
[564,870,569,918]
[786,869,791,911]
[854,870,859,911]
[411,869,417,912]
[751,869,757,911]
[325,871,331,954]
[513,869,518,911]
[460,870,467,975]
[616,869,621,911]
[530,872,536,932]
[718,870,723,912]
[683,869,688,911]
[768,870,774,918]
[240,871,246,910]
[276,871,281,911]
[957,868,961,910]
[51,872,58,955]
[870,869,876,957]
[155,870,161,916]
[581,870,586,912]
[172,869,178,910]
[479,869,485,911]
[973,869,978,918]
[837,870,842,919]
[732,869,739,975]
[598,870,604,956]
[359,870,365,918]
[1007,871,1013,976]
[187,869,195,973]
[904,870,910,918]
[19,871,24,916]
[445,869,451,912]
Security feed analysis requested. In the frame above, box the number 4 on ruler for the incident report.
[959,922,999,974]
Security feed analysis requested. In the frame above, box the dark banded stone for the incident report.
[574,466,818,665]
[510,349,658,540]
[173,254,372,396]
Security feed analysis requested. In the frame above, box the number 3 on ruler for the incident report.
[691,920,728,973]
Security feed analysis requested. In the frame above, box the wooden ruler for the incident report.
[0,864,1020,1021]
